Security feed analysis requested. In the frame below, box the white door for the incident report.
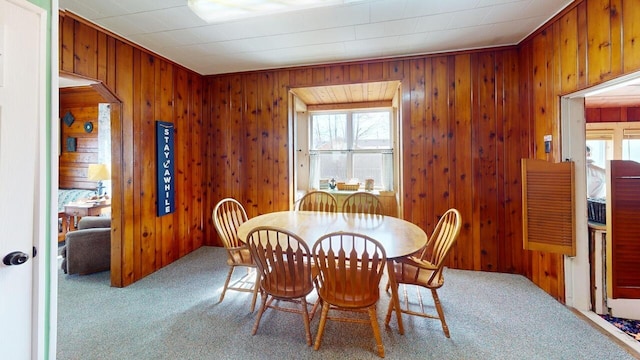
[0,0,47,358]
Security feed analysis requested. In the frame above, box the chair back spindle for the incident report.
[298,191,338,212]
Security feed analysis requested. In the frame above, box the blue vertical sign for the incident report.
[157,121,175,216]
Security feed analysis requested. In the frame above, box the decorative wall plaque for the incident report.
[84,121,93,133]
[66,137,77,152]
[63,111,75,127]
[156,121,175,216]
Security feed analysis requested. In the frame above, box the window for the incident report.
[309,109,393,190]
[622,129,640,162]
[587,122,640,163]
[586,132,612,169]
[586,122,640,199]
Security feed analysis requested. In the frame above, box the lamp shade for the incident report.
[87,164,110,181]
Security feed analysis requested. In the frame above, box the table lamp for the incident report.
[87,164,110,197]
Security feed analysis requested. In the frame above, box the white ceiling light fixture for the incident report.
[188,0,364,23]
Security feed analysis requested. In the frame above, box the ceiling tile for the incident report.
[355,18,419,39]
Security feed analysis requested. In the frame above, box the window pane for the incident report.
[622,140,640,162]
[311,114,347,150]
[353,153,383,186]
[319,152,347,180]
[586,139,611,169]
[352,112,391,149]
[586,139,609,199]
[622,130,640,162]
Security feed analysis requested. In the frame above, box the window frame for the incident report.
[309,108,394,189]
[586,122,640,162]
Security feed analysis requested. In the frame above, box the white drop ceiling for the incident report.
[58,0,574,76]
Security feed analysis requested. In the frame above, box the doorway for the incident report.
[562,71,640,352]
[56,73,121,280]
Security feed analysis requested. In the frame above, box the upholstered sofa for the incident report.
[58,188,96,212]
[60,216,111,275]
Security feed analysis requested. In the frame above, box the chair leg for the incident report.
[309,297,320,321]
[252,291,269,335]
[250,269,260,312]
[368,305,385,358]
[313,302,330,351]
[219,265,235,303]
[384,283,398,327]
[301,297,313,346]
[431,288,450,338]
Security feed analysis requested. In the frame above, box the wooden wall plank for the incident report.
[157,60,175,266]
[431,56,449,231]
[244,73,259,218]
[609,0,623,77]
[402,58,428,230]
[202,78,213,245]
[476,52,499,271]
[330,65,345,84]
[312,67,329,85]
[190,73,204,249]
[132,48,142,280]
[622,0,640,72]
[503,49,526,274]
[577,2,589,88]
[258,73,275,214]
[175,67,190,257]
[106,37,117,90]
[451,54,474,270]
[560,8,579,94]
[114,39,135,286]
[97,32,108,84]
[210,76,227,215]
[349,64,363,83]
[60,14,74,73]
[587,0,613,83]
[367,62,384,81]
[139,52,156,278]
[495,52,507,273]
[73,21,98,79]
[276,70,290,210]
[109,102,123,287]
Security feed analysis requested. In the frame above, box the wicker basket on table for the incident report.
[336,182,359,191]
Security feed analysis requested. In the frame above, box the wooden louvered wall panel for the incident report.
[521,159,575,256]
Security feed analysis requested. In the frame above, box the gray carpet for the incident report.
[57,246,637,360]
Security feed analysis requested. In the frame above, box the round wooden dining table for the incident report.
[236,210,428,335]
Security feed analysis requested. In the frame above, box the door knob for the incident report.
[3,251,30,266]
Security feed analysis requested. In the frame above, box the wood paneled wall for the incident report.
[59,12,205,287]
[586,106,640,122]
[204,0,640,301]
[60,0,640,299]
[519,0,640,299]
[203,51,528,278]
[59,86,104,189]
